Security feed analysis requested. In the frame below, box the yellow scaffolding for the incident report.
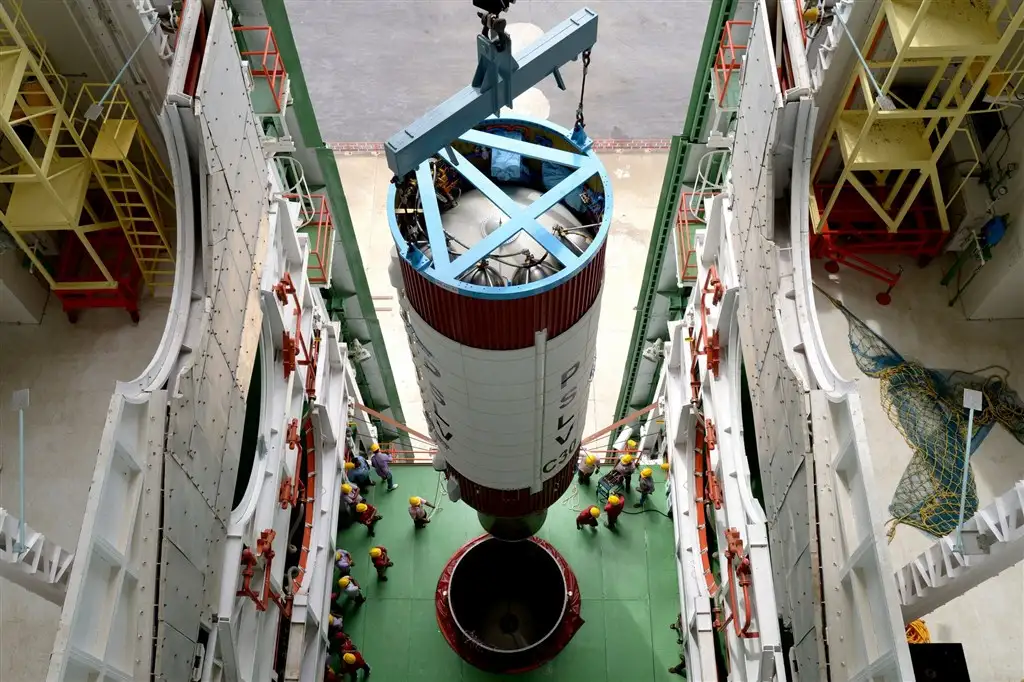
[0,2,175,294]
[810,0,1024,241]
[70,83,176,291]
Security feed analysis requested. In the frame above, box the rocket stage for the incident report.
[333,466,680,681]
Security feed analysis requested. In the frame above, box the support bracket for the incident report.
[384,7,599,178]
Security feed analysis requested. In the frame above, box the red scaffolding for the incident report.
[284,193,334,285]
[233,25,288,113]
[810,183,947,304]
[676,191,713,284]
[53,228,143,323]
[713,21,752,107]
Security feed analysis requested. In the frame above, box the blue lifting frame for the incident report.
[386,115,613,300]
[384,7,599,179]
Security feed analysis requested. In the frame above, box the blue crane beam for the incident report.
[384,7,599,179]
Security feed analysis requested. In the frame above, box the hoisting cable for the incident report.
[573,49,592,137]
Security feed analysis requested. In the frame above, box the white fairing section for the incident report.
[399,293,600,491]
[43,2,364,681]
[714,2,914,679]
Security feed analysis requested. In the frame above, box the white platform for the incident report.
[815,257,1024,680]
[0,298,168,681]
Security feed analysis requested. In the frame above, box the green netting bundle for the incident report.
[819,289,1024,539]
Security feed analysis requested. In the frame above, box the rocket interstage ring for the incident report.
[387,116,611,528]
[435,534,584,674]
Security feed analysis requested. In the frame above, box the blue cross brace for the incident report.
[387,117,613,301]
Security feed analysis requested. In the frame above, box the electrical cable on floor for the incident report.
[427,471,445,520]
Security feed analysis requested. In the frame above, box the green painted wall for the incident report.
[261,0,409,443]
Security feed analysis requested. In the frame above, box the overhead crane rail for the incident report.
[384,4,599,179]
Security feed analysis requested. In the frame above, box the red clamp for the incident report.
[279,476,303,509]
[282,331,298,379]
[707,471,723,509]
[273,273,296,308]
[707,330,721,378]
[286,418,300,450]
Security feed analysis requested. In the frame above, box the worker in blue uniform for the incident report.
[348,452,374,489]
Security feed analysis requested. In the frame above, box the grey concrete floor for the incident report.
[0,298,168,682]
[336,149,667,438]
[287,0,711,141]
[815,259,1024,682]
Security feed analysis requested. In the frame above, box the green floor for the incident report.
[334,466,683,681]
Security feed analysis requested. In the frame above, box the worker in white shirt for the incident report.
[408,496,436,529]
[336,575,366,606]
[614,441,639,492]
[577,453,600,484]
[341,483,362,506]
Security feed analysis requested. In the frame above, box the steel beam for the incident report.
[896,480,1024,622]
[384,8,598,178]
[0,508,75,606]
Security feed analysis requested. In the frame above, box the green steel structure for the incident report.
[611,0,739,441]
[260,0,409,445]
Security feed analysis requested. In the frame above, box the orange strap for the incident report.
[581,403,659,446]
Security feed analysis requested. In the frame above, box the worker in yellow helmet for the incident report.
[340,648,371,679]
[614,440,640,493]
[575,505,601,530]
[604,494,625,529]
[577,453,601,484]
[660,461,671,472]
[369,442,398,492]
[635,467,655,508]
[369,546,394,581]
[340,482,362,505]
[334,548,353,576]
[347,450,375,490]
[408,496,436,529]
[354,501,383,537]
[335,575,366,606]
[326,612,350,648]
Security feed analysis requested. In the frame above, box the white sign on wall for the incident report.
[400,296,601,492]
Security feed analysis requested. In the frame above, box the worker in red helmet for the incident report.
[340,649,371,680]
[354,502,382,537]
[604,494,625,529]
[369,546,393,581]
[575,505,601,530]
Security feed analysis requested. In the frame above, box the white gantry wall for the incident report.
[660,213,787,680]
[661,1,915,680]
[40,2,366,681]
